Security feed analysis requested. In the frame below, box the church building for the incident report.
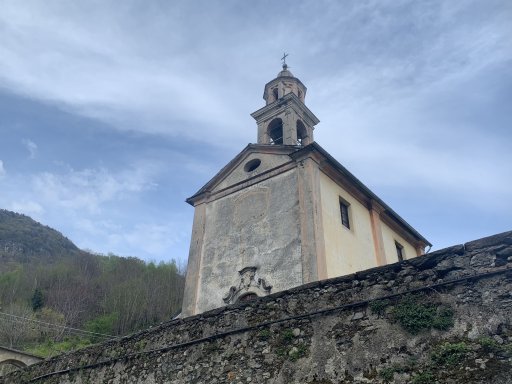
[181,63,431,317]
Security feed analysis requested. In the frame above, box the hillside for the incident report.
[0,209,184,357]
[0,209,80,265]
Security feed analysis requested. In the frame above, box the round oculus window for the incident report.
[244,158,261,172]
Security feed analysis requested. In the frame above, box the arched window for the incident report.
[296,120,307,146]
[267,118,283,145]
[272,88,278,102]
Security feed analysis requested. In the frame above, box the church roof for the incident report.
[186,142,431,247]
[292,142,432,247]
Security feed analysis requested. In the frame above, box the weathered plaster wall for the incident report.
[5,231,512,384]
[380,220,417,262]
[195,169,302,313]
[215,152,292,192]
[319,171,377,277]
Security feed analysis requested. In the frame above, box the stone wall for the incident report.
[4,231,512,384]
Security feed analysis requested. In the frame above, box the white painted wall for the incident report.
[319,172,377,278]
[381,221,417,262]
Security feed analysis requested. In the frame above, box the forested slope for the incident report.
[0,209,184,357]
[0,209,80,267]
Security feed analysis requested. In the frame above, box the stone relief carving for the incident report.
[223,266,273,304]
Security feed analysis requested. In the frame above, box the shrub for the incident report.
[85,312,118,336]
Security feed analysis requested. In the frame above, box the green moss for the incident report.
[274,328,309,361]
[379,362,414,382]
[379,367,394,382]
[289,343,308,362]
[392,294,454,334]
[412,371,435,384]
[478,336,512,357]
[258,329,271,339]
[133,339,147,351]
[431,341,468,366]
[431,307,454,330]
[479,337,501,351]
[369,299,390,316]
[204,341,220,353]
[281,329,294,342]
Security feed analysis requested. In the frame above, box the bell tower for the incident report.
[251,58,319,146]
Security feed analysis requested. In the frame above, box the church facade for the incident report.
[181,64,430,317]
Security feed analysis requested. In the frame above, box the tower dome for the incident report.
[277,64,294,78]
[263,63,307,105]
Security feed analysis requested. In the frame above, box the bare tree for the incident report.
[0,303,35,348]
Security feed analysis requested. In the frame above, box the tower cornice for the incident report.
[251,92,320,127]
[263,76,307,100]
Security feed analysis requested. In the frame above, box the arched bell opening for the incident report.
[267,118,283,145]
[298,89,303,101]
[272,88,279,102]
[296,120,307,146]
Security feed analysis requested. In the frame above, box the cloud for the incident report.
[31,163,158,214]
[22,138,37,159]
[107,222,188,258]
[71,218,190,262]
[0,0,510,261]
[316,83,512,213]
[0,1,251,143]
[0,1,509,150]
[0,160,5,177]
[8,200,44,216]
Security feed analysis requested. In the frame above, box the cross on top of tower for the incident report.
[281,52,289,69]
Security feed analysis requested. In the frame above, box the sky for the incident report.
[0,0,511,265]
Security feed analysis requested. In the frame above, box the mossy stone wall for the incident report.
[4,231,512,384]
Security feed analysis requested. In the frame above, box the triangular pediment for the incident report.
[186,144,299,205]
[186,142,430,248]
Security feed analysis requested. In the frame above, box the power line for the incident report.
[0,311,115,339]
